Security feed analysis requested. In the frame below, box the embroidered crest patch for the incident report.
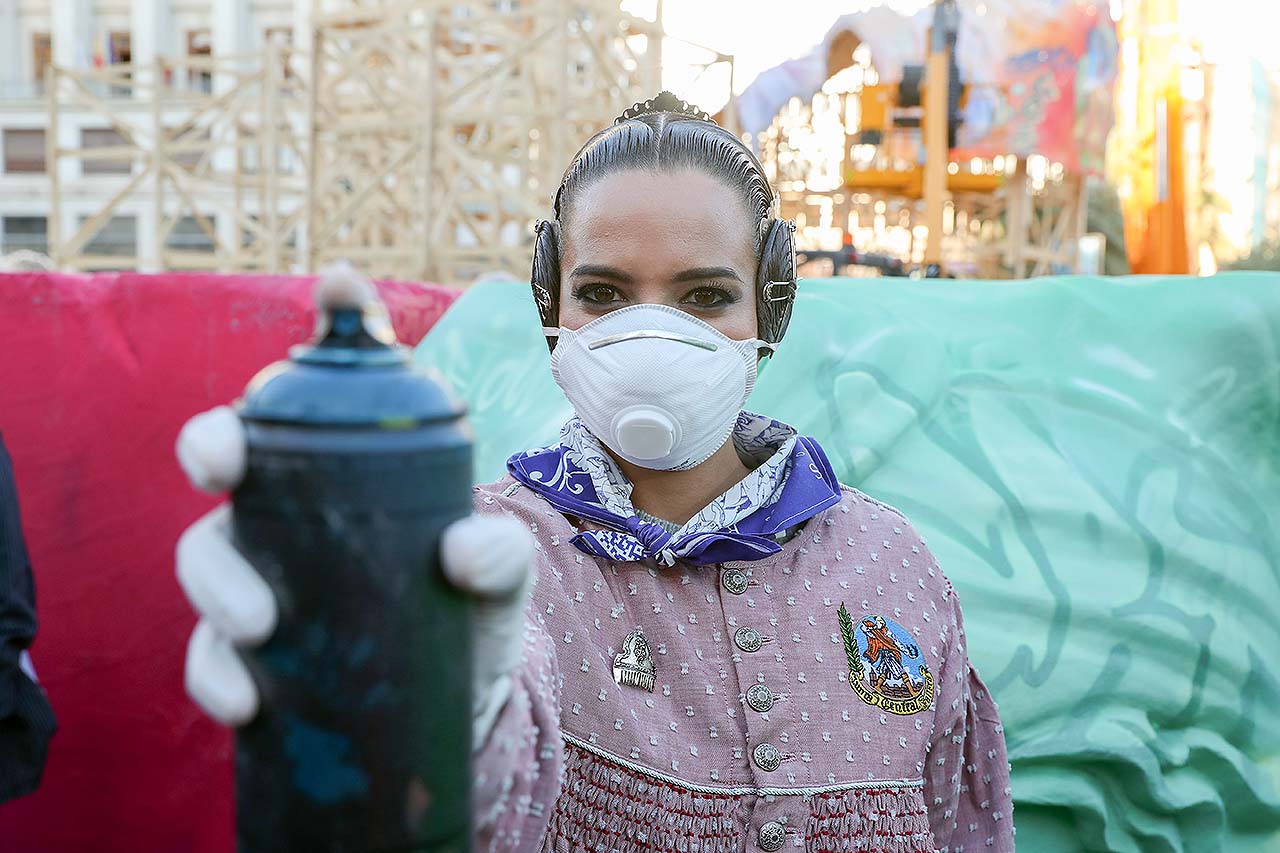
[838,604,934,715]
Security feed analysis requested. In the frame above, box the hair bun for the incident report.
[615,90,715,125]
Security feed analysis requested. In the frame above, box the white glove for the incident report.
[174,266,534,752]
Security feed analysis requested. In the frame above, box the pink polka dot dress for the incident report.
[469,415,1014,853]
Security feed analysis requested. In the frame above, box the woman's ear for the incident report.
[531,219,562,351]
[754,219,797,347]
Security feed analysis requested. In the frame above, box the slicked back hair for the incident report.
[552,112,775,254]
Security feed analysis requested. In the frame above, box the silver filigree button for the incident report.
[734,626,762,653]
[757,820,785,851]
[752,742,781,771]
[746,683,774,712]
[722,568,748,595]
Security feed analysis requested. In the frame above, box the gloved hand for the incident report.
[174,266,534,752]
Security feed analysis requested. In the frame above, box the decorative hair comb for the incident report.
[615,90,716,125]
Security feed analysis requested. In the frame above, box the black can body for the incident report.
[230,305,473,853]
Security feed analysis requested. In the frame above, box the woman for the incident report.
[177,91,1013,852]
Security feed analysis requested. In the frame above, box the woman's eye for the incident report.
[575,284,621,305]
[684,287,732,308]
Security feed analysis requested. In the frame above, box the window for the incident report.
[32,33,52,94]
[2,217,48,254]
[108,31,132,65]
[108,32,132,95]
[241,214,298,250]
[80,215,137,258]
[166,215,217,252]
[81,128,131,175]
[4,129,46,173]
[167,125,211,172]
[187,29,212,93]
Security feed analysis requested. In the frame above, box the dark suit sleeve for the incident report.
[0,432,56,803]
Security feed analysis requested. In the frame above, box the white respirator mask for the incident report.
[546,303,768,471]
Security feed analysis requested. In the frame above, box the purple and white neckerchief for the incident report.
[506,411,842,566]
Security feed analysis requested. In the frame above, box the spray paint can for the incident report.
[230,280,472,852]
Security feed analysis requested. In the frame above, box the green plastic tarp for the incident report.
[413,273,1280,852]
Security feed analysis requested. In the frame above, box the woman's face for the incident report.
[558,169,759,341]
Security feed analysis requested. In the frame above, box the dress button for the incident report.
[752,742,781,771]
[734,626,762,653]
[722,567,748,595]
[746,683,774,712]
[757,820,785,851]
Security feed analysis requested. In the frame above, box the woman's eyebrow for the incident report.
[570,264,633,282]
[672,266,744,283]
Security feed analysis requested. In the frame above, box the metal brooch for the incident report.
[612,628,656,692]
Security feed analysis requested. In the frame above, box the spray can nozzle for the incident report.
[293,263,403,366]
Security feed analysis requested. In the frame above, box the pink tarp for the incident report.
[0,272,459,851]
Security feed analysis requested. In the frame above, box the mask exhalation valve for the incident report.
[613,407,680,461]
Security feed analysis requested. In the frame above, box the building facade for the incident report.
[0,0,310,264]
[0,0,661,279]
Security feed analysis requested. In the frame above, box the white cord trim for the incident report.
[561,732,923,797]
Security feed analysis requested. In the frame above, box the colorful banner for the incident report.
[734,1,1119,176]
[953,2,1118,175]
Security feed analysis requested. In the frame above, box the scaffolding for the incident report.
[757,42,1089,278]
[47,0,661,281]
[47,43,308,272]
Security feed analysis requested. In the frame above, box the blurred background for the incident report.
[1,0,1277,282]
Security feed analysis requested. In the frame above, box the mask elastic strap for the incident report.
[542,327,561,338]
